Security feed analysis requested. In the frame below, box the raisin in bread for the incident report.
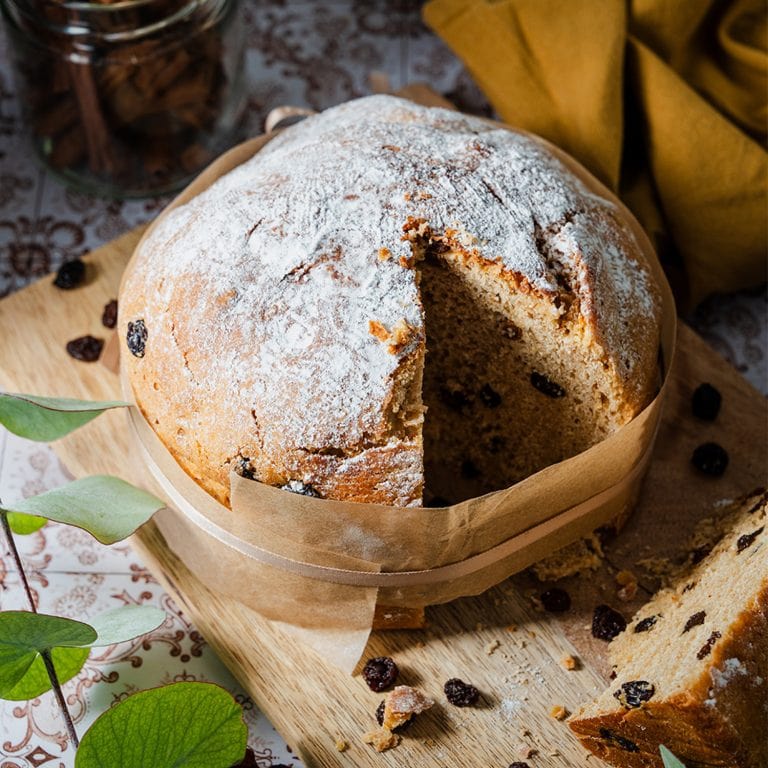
[569,489,768,768]
[120,95,662,508]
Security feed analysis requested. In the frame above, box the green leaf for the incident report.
[87,606,166,647]
[75,682,248,768]
[0,393,128,442]
[660,746,687,768]
[0,612,96,699]
[2,646,90,701]
[6,510,47,535]
[1,476,165,544]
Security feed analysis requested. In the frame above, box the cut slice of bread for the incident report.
[569,489,768,768]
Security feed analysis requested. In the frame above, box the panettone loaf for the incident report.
[569,489,768,768]
[120,95,662,508]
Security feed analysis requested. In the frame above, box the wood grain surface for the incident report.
[1,179,765,768]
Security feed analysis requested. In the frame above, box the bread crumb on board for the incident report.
[550,704,569,720]
[334,736,349,752]
[362,728,400,752]
[561,654,579,671]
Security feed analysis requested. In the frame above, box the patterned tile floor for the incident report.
[0,2,765,766]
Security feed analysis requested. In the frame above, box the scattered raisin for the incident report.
[530,371,566,398]
[444,678,480,707]
[696,630,722,660]
[362,656,399,692]
[439,385,470,411]
[479,384,502,408]
[613,680,655,708]
[375,700,412,732]
[691,442,728,477]
[691,383,721,421]
[461,459,480,479]
[592,605,626,641]
[682,610,706,633]
[736,527,764,553]
[634,615,658,633]
[101,299,118,329]
[53,258,85,289]
[508,764,531,768]
[540,587,571,613]
[599,728,639,753]
[126,319,148,358]
[281,480,321,497]
[66,335,103,362]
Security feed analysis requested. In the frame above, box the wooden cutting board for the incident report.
[1,191,766,767]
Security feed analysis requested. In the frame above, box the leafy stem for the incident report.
[0,506,80,748]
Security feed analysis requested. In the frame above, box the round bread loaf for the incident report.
[120,95,662,509]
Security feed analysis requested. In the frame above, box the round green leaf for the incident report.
[0,612,96,699]
[2,646,90,701]
[87,606,166,647]
[0,393,128,442]
[2,476,165,544]
[75,682,248,768]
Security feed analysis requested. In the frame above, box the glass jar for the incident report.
[1,0,246,197]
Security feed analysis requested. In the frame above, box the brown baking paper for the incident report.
[119,107,677,673]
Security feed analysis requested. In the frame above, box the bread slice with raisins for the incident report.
[569,489,768,768]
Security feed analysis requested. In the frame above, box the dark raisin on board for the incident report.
[479,383,502,408]
[691,383,721,421]
[682,610,706,634]
[508,764,531,768]
[66,335,103,362]
[126,319,148,358]
[691,442,729,477]
[530,371,566,398]
[461,459,480,479]
[697,630,722,660]
[599,728,640,753]
[444,678,480,707]
[53,258,85,289]
[362,656,399,692]
[375,700,413,732]
[102,299,118,329]
[540,587,571,613]
[737,527,764,553]
[281,480,321,498]
[634,615,658,634]
[613,680,655,709]
[592,604,627,641]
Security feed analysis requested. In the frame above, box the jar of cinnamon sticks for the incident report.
[1,0,246,197]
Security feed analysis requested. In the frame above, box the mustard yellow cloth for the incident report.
[423,0,768,309]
